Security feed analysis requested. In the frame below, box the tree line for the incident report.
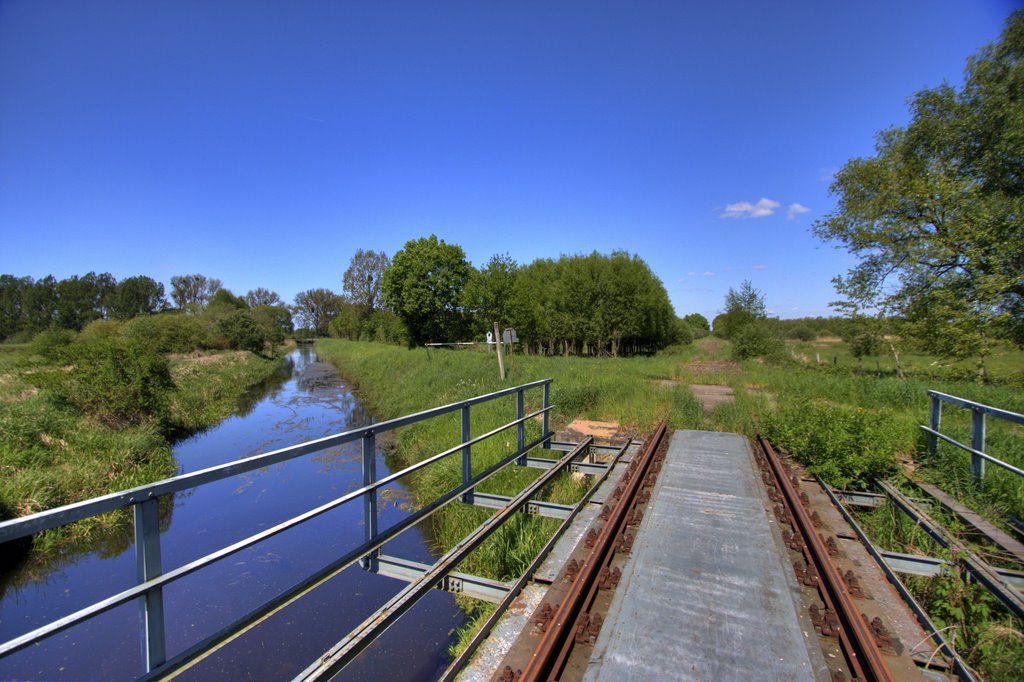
[319,237,689,356]
[0,272,294,356]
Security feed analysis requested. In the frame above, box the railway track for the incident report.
[492,421,669,681]
[471,426,1024,681]
[754,436,897,682]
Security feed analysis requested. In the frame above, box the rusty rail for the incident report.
[756,436,894,682]
[508,420,668,681]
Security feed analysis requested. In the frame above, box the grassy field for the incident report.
[315,337,1024,673]
[0,343,286,557]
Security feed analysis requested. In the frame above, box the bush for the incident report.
[788,324,816,342]
[48,338,173,426]
[731,323,784,360]
[762,401,901,487]
[218,310,267,353]
[29,329,77,361]
[79,319,124,342]
[123,313,215,353]
[250,305,292,345]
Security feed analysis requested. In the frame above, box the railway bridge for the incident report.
[1,381,1021,681]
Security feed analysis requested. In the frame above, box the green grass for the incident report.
[0,345,285,564]
[854,499,1024,680]
[315,337,1024,668]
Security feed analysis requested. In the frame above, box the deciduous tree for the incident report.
[243,287,283,308]
[109,276,166,319]
[383,235,472,346]
[292,288,343,336]
[343,250,390,316]
[170,274,222,313]
[814,11,1024,378]
[715,280,766,340]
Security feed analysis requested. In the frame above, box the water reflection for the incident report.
[0,347,465,681]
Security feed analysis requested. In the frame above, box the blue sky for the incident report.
[0,1,1018,322]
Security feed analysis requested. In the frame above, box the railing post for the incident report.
[928,394,941,456]
[361,430,378,571]
[461,404,473,504]
[516,389,526,466]
[134,498,166,673]
[543,382,551,448]
[971,409,986,482]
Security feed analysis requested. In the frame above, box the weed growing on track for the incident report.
[855,500,1024,679]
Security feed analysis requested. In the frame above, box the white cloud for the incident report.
[751,263,768,270]
[721,197,780,219]
[787,203,810,219]
[703,271,715,278]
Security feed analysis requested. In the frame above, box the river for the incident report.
[0,346,467,680]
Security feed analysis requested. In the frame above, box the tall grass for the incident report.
[0,346,285,565]
[315,337,1023,670]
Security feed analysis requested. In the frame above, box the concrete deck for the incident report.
[584,430,825,682]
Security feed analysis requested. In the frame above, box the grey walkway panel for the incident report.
[585,430,820,682]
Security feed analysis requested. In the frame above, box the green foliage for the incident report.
[683,313,710,335]
[78,319,125,342]
[45,339,174,426]
[292,288,344,336]
[342,249,390,314]
[28,328,77,360]
[841,315,882,359]
[383,234,473,345]
[243,287,282,308]
[731,321,784,360]
[761,401,902,487]
[206,288,248,316]
[55,272,115,330]
[250,305,293,344]
[170,273,222,313]
[673,318,695,345]
[108,276,166,319]
[684,311,708,333]
[788,324,816,342]
[218,310,267,353]
[814,12,1024,365]
[715,280,766,340]
[465,253,519,329]
[507,251,677,355]
[122,312,215,353]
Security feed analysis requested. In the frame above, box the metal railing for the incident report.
[920,390,1024,481]
[0,379,555,678]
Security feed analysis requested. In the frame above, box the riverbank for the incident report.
[0,344,466,681]
[0,345,287,555]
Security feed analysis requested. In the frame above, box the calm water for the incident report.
[0,347,466,681]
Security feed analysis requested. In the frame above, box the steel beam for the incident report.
[822,480,977,682]
[292,438,594,682]
[133,499,165,673]
[523,456,608,475]
[470,492,575,519]
[833,490,932,509]
[877,479,1024,621]
[373,555,511,604]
